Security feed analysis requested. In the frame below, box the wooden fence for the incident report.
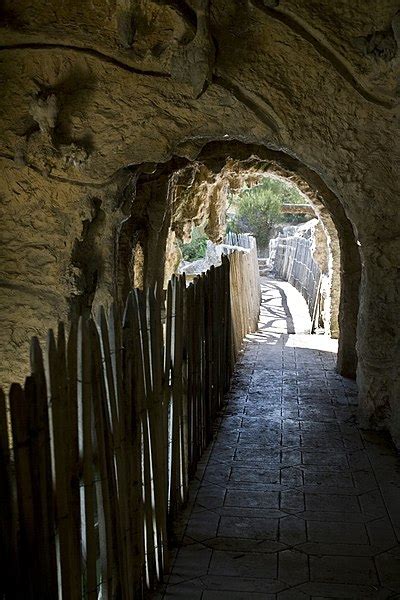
[225,231,252,249]
[0,238,260,600]
[270,235,322,330]
[225,236,261,357]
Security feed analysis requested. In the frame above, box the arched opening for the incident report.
[2,2,400,595]
[125,141,361,380]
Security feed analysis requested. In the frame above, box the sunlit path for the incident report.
[154,278,400,599]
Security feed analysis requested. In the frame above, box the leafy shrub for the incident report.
[179,227,208,261]
[228,178,307,252]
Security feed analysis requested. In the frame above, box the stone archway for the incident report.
[1,0,398,443]
[140,141,361,379]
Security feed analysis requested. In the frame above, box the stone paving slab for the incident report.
[153,279,400,599]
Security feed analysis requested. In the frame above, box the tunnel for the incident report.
[1,0,400,598]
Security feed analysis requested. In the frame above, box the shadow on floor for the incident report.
[152,279,400,599]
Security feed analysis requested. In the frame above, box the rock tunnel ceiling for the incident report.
[0,0,400,446]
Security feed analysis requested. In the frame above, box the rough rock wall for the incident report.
[313,221,329,273]
[283,217,335,337]
[0,1,399,444]
[311,219,335,338]
[312,214,339,340]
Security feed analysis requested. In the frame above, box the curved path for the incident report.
[155,278,400,599]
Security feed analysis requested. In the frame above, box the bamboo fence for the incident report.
[270,235,322,329]
[0,237,260,600]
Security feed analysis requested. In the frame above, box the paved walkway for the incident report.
[155,278,400,599]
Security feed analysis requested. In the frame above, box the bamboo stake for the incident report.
[9,382,35,599]
[89,319,119,598]
[134,289,157,588]
[179,275,189,498]
[164,280,173,515]
[79,318,97,600]
[66,319,83,598]
[122,293,144,597]
[186,283,195,473]
[99,306,128,599]
[30,339,58,599]
[169,276,181,514]
[47,328,73,600]
[0,388,16,600]
[148,285,168,576]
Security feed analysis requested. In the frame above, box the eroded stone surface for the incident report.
[0,0,398,440]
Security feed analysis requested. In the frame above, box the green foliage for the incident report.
[228,177,306,251]
[284,212,310,225]
[180,226,208,261]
